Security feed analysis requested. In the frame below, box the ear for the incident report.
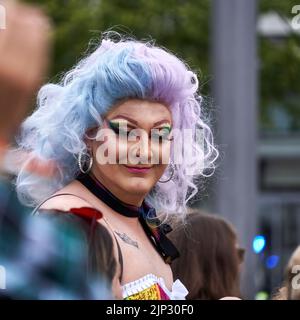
[84,127,98,149]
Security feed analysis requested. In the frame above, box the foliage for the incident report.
[23,0,300,132]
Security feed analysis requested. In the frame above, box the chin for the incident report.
[123,178,154,195]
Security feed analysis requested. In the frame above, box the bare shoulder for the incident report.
[39,180,92,212]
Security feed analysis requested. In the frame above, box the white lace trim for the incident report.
[122,273,189,300]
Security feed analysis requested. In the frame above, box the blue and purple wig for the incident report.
[16,34,218,221]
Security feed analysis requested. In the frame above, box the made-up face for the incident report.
[89,99,173,205]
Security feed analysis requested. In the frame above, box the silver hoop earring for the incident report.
[158,162,175,183]
[78,150,93,174]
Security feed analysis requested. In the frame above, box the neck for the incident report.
[91,168,146,207]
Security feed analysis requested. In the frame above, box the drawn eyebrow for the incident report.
[153,120,172,127]
[109,115,138,125]
[108,119,137,130]
[160,125,172,132]
[110,115,172,128]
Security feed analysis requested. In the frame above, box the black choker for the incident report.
[76,173,180,264]
[76,173,150,218]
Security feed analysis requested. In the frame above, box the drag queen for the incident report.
[16,34,218,299]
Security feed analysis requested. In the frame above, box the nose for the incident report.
[129,130,153,164]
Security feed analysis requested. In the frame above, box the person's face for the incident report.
[89,99,173,202]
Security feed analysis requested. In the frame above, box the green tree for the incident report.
[23,0,211,94]
[259,0,300,133]
[23,0,300,132]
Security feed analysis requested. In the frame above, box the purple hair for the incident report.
[16,33,218,221]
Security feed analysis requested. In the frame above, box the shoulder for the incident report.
[39,194,91,212]
[37,180,108,227]
[39,180,92,212]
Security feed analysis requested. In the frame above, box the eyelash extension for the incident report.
[108,120,130,136]
[151,127,173,141]
[108,120,174,141]
[151,132,173,141]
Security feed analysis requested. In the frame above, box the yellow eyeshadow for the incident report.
[158,125,172,132]
[109,119,129,126]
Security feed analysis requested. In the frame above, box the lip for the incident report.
[123,165,152,173]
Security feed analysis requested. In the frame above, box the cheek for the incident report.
[93,133,119,164]
[152,164,168,182]
[161,142,171,163]
[150,141,172,165]
[94,163,120,182]
[116,138,129,163]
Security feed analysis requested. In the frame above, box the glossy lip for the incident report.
[123,165,152,173]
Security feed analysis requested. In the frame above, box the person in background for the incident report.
[0,1,119,299]
[32,210,122,299]
[273,246,300,300]
[0,0,50,151]
[169,211,244,300]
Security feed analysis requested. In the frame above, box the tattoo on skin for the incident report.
[115,231,139,249]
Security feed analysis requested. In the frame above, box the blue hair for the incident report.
[16,34,218,221]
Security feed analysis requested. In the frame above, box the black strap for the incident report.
[32,193,89,215]
[76,174,179,263]
[77,174,140,218]
[101,218,124,283]
[32,193,124,282]
[115,240,124,283]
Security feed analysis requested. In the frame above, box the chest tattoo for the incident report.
[115,231,139,249]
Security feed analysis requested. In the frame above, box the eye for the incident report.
[151,128,173,142]
[108,120,131,136]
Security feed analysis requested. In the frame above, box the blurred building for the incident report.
[256,11,300,298]
[211,0,300,299]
